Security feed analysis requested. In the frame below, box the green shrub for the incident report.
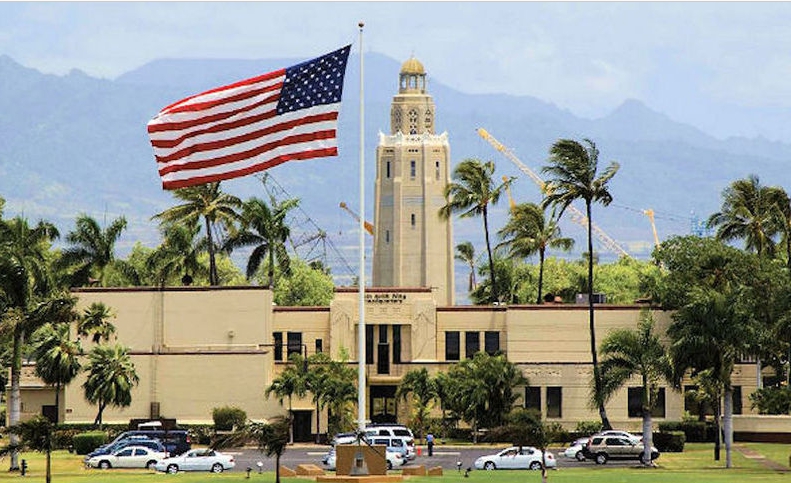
[72,431,107,455]
[575,420,603,435]
[750,386,791,414]
[182,424,215,445]
[652,431,685,452]
[51,428,82,450]
[658,420,711,442]
[212,406,247,431]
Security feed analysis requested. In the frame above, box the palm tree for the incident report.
[707,175,784,258]
[541,138,619,430]
[498,202,574,304]
[78,302,117,343]
[224,196,298,287]
[455,242,477,292]
[0,216,65,471]
[214,416,290,483]
[153,182,242,285]
[31,323,83,424]
[82,343,140,429]
[396,368,438,441]
[440,159,510,303]
[598,310,672,466]
[5,415,55,483]
[265,352,310,443]
[146,222,208,286]
[57,214,130,287]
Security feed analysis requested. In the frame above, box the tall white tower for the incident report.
[372,57,455,306]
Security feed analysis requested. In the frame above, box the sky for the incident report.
[2,1,791,141]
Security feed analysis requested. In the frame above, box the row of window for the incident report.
[272,332,322,361]
[384,160,442,181]
[444,331,501,360]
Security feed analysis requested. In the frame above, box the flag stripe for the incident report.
[147,45,351,190]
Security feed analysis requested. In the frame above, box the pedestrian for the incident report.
[426,433,434,457]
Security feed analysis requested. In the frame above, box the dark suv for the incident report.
[107,429,191,456]
[583,435,659,465]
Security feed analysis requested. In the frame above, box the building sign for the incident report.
[366,293,407,304]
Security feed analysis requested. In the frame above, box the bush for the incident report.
[72,431,107,455]
[658,420,712,442]
[652,431,685,452]
[51,428,82,450]
[575,420,603,435]
[750,386,791,414]
[182,424,215,445]
[212,406,247,431]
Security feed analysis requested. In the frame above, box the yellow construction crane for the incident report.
[339,202,374,236]
[503,175,517,213]
[643,209,660,248]
[477,127,630,258]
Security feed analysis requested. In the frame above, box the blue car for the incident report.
[84,438,166,463]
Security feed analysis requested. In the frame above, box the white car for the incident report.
[154,448,236,473]
[596,430,642,443]
[322,447,406,470]
[563,437,591,461]
[473,446,556,470]
[86,445,168,469]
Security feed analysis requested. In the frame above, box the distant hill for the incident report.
[1,51,790,294]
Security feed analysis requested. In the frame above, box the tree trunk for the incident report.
[315,401,321,444]
[275,453,281,483]
[586,202,610,430]
[541,448,548,483]
[288,399,294,444]
[482,208,497,303]
[95,401,106,430]
[642,410,653,466]
[537,249,545,304]
[724,388,733,468]
[54,380,61,424]
[46,433,52,483]
[204,215,217,285]
[714,396,721,461]
[8,325,23,471]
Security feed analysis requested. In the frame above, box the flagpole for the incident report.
[356,21,367,435]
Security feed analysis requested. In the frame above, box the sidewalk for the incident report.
[734,444,789,472]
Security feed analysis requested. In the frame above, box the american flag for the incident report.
[148,45,351,190]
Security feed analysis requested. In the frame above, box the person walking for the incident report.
[426,433,434,457]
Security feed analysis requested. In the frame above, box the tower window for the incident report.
[408,109,418,134]
[392,109,402,134]
[425,109,432,131]
[386,161,391,179]
[435,161,440,180]
[385,230,390,243]
[410,160,416,179]
[411,214,416,227]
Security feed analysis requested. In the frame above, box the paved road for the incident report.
[224,444,638,473]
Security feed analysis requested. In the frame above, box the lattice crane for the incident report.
[477,128,630,258]
[643,209,660,248]
[339,202,374,236]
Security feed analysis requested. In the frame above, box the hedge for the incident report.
[658,421,714,442]
[72,431,108,455]
[652,431,686,452]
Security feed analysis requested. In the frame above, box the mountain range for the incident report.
[2,51,790,290]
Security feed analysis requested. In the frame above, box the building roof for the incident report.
[400,56,425,75]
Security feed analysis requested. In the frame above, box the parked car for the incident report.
[155,448,235,473]
[473,446,556,470]
[595,430,642,443]
[562,437,591,461]
[321,447,406,470]
[364,425,416,461]
[368,437,409,460]
[583,435,659,465]
[84,438,166,463]
[102,429,191,455]
[86,445,168,469]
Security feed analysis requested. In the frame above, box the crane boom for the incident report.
[503,175,516,213]
[643,209,660,248]
[477,128,630,258]
[339,202,374,236]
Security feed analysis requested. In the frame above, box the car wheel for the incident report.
[98,461,111,470]
[529,461,542,470]
[386,461,393,470]
[483,461,496,470]
[167,464,179,474]
[575,451,585,462]
[595,453,608,465]
[211,463,224,473]
[639,453,648,464]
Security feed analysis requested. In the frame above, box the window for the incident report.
[628,387,666,418]
[410,160,416,179]
[273,332,283,361]
[525,387,541,410]
[366,325,374,364]
[465,331,480,359]
[684,385,714,416]
[385,230,390,243]
[445,331,460,361]
[392,325,402,364]
[547,387,562,418]
[435,161,440,180]
[411,214,416,227]
[379,325,388,343]
[408,109,418,134]
[287,332,302,357]
[315,339,323,353]
[386,161,391,178]
[733,386,743,415]
[484,331,500,355]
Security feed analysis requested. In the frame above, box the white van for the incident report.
[365,425,416,460]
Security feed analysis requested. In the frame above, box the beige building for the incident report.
[8,57,775,440]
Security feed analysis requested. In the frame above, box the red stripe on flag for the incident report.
[158,129,337,176]
[155,112,339,164]
[157,69,286,113]
[161,147,338,190]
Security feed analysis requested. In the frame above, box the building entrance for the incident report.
[370,385,398,424]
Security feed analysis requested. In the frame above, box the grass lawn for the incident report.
[0,443,788,483]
